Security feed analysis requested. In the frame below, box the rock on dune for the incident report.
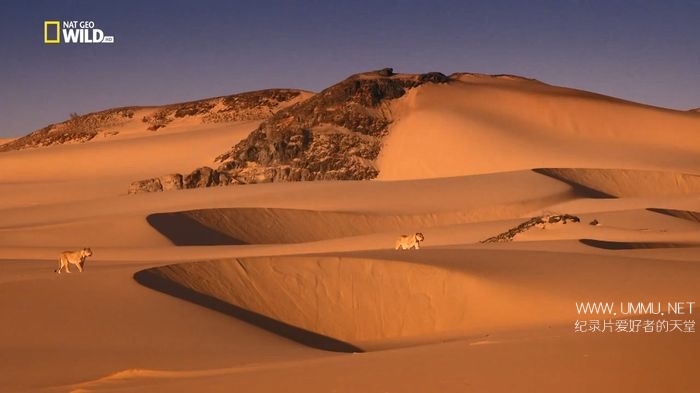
[128,178,163,194]
[129,168,235,194]
[160,174,184,191]
[183,167,235,188]
[481,214,581,243]
[0,108,136,152]
[213,69,450,183]
[129,173,185,194]
[129,68,452,193]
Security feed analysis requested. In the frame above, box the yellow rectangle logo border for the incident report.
[44,21,60,44]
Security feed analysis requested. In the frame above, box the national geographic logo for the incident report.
[44,20,115,44]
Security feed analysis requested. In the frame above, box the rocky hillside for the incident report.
[129,68,451,193]
[0,89,308,152]
[0,108,138,152]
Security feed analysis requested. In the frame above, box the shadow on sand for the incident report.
[133,268,363,353]
[579,239,698,250]
[146,213,246,246]
[532,168,616,198]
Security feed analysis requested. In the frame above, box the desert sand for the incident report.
[1,74,699,392]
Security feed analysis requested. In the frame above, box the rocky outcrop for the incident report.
[143,89,307,130]
[1,89,308,152]
[377,67,394,77]
[0,108,136,152]
[213,69,450,183]
[202,89,306,123]
[160,174,184,191]
[128,69,453,193]
[129,167,236,194]
[481,214,581,243]
[183,167,235,188]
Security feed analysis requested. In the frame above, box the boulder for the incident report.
[128,178,163,194]
[377,68,394,77]
[184,167,215,189]
[160,174,183,191]
[419,72,450,84]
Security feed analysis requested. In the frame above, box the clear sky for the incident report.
[1,0,699,137]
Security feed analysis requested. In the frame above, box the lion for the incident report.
[395,232,424,250]
[55,248,93,274]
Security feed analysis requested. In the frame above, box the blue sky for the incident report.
[1,0,699,137]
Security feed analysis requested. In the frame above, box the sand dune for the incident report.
[137,250,700,352]
[1,71,699,392]
[378,76,700,179]
[0,121,260,210]
[146,170,576,245]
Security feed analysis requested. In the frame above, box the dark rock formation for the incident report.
[184,167,218,188]
[377,68,394,77]
[129,167,237,194]
[481,214,581,243]
[129,69,455,193]
[213,69,450,185]
[419,72,450,84]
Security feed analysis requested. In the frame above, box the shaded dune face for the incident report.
[146,213,246,246]
[534,168,700,197]
[647,208,700,223]
[134,256,521,351]
[580,239,700,250]
[146,201,570,245]
[135,251,700,352]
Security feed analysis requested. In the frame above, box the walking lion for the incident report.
[395,233,424,250]
[55,248,93,274]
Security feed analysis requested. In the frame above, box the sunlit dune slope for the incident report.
[378,75,700,179]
